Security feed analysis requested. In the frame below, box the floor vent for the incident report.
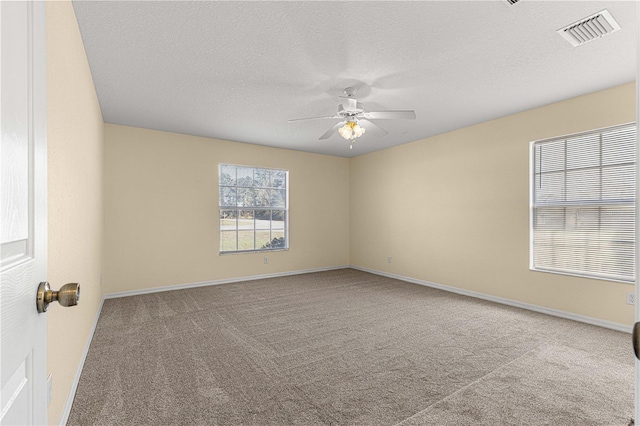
[557,10,621,47]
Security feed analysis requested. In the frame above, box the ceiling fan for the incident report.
[289,87,416,148]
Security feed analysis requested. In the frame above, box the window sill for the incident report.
[219,248,289,256]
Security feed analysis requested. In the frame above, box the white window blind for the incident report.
[531,123,636,282]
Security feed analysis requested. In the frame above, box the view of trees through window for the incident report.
[219,164,288,252]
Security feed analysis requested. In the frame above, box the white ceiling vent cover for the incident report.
[558,10,621,47]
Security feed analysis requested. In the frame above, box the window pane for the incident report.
[566,133,599,170]
[603,126,636,166]
[220,210,237,230]
[272,210,285,229]
[237,167,254,187]
[238,210,254,230]
[220,186,236,207]
[254,169,270,187]
[271,230,285,248]
[237,188,255,207]
[535,171,564,204]
[266,231,285,249]
[219,165,236,185]
[254,188,270,207]
[255,210,270,229]
[602,164,635,201]
[272,170,286,188]
[270,189,286,207]
[238,230,255,250]
[220,231,237,252]
[256,230,271,249]
[565,169,600,202]
[535,142,564,173]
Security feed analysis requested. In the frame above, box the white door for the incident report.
[0,1,48,425]
[635,5,640,424]
[635,4,640,423]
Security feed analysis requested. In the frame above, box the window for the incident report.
[219,164,288,253]
[531,123,636,282]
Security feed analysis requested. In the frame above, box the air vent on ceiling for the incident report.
[504,0,522,5]
[557,9,621,47]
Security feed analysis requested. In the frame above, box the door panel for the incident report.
[635,5,640,423]
[0,1,48,424]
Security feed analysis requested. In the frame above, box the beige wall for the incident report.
[350,82,636,326]
[46,1,104,423]
[103,124,350,294]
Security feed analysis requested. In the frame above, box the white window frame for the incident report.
[529,123,636,283]
[219,163,289,254]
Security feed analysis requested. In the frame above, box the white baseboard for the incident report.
[351,265,632,334]
[59,296,105,426]
[105,265,351,299]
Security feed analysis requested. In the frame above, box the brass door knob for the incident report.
[36,282,80,313]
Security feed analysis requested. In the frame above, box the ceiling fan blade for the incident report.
[319,121,345,140]
[359,119,389,137]
[364,110,416,120]
[289,115,340,123]
[339,96,358,112]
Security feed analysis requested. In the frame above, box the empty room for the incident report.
[1,1,639,425]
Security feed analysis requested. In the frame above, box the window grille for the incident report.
[219,164,288,253]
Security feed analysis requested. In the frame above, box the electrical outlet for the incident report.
[388,256,392,263]
[627,292,635,305]
[264,256,269,264]
[47,374,52,406]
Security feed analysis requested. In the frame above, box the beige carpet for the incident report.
[68,269,633,425]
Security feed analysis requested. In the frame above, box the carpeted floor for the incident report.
[68,269,634,425]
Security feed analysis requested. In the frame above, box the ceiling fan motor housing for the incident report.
[337,102,364,116]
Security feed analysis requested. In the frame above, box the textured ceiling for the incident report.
[72,1,637,158]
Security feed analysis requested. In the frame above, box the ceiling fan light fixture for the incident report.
[339,120,366,140]
[289,86,414,145]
